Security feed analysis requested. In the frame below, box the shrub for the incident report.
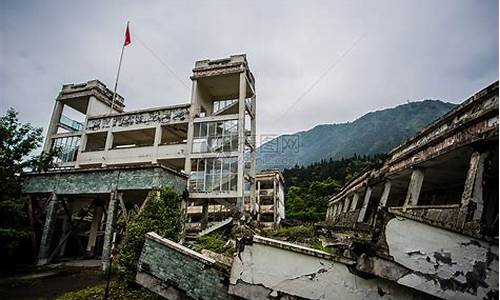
[115,187,184,284]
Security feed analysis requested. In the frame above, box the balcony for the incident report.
[78,143,187,166]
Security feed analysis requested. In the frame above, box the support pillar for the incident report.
[59,199,73,257]
[357,186,372,223]
[343,197,351,213]
[42,100,64,153]
[86,204,104,256]
[201,201,209,230]
[38,193,59,265]
[461,151,488,220]
[332,203,338,217]
[102,129,114,167]
[273,177,277,227]
[379,181,392,207]
[102,191,119,271]
[236,72,247,213]
[256,181,261,223]
[152,125,162,164]
[350,193,359,211]
[403,168,425,210]
[249,94,257,218]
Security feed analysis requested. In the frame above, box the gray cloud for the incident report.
[1,0,498,138]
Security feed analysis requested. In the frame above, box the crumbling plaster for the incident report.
[385,218,498,299]
[230,241,427,300]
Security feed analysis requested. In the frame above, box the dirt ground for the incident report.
[0,263,106,299]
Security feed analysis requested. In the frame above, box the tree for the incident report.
[0,108,58,264]
[116,187,185,284]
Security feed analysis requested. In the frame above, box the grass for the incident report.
[54,281,160,300]
[263,225,316,238]
[194,233,233,255]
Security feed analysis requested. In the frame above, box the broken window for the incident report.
[190,157,238,193]
[192,120,238,153]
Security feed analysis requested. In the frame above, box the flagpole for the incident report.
[109,21,129,114]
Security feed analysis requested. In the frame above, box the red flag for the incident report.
[124,23,131,46]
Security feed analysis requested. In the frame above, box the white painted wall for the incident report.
[230,242,426,300]
[385,218,499,300]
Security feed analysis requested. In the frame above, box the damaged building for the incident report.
[135,81,498,300]
[22,54,285,270]
[21,52,498,299]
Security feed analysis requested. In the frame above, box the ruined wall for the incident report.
[229,237,429,300]
[384,218,498,299]
[137,232,232,300]
[22,166,187,194]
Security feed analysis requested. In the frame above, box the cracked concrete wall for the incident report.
[385,218,498,299]
[229,242,427,300]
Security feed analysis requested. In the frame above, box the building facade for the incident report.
[22,54,278,269]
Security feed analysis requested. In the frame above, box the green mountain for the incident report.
[257,100,456,170]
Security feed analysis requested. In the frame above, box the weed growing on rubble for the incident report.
[195,233,233,255]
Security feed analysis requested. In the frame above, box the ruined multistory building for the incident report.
[22,55,283,269]
[136,81,498,300]
[323,81,499,299]
[255,170,285,227]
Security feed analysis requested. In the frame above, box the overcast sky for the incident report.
[1,1,498,138]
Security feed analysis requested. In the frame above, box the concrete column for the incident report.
[102,191,119,271]
[332,203,338,216]
[357,186,372,223]
[249,94,257,217]
[236,72,247,212]
[273,177,277,226]
[201,201,209,230]
[184,80,198,187]
[38,193,59,265]
[256,181,261,222]
[461,151,488,220]
[86,204,104,256]
[343,197,351,213]
[102,129,114,167]
[350,193,359,211]
[379,181,392,207]
[152,125,162,164]
[338,200,344,215]
[403,168,425,209]
[59,199,73,257]
[43,100,64,153]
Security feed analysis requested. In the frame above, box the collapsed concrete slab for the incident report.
[137,232,433,300]
[136,232,233,300]
[229,235,430,300]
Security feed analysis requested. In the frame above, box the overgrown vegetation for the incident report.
[195,233,233,255]
[115,187,184,284]
[0,108,58,265]
[282,154,385,222]
[54,281,160,300]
